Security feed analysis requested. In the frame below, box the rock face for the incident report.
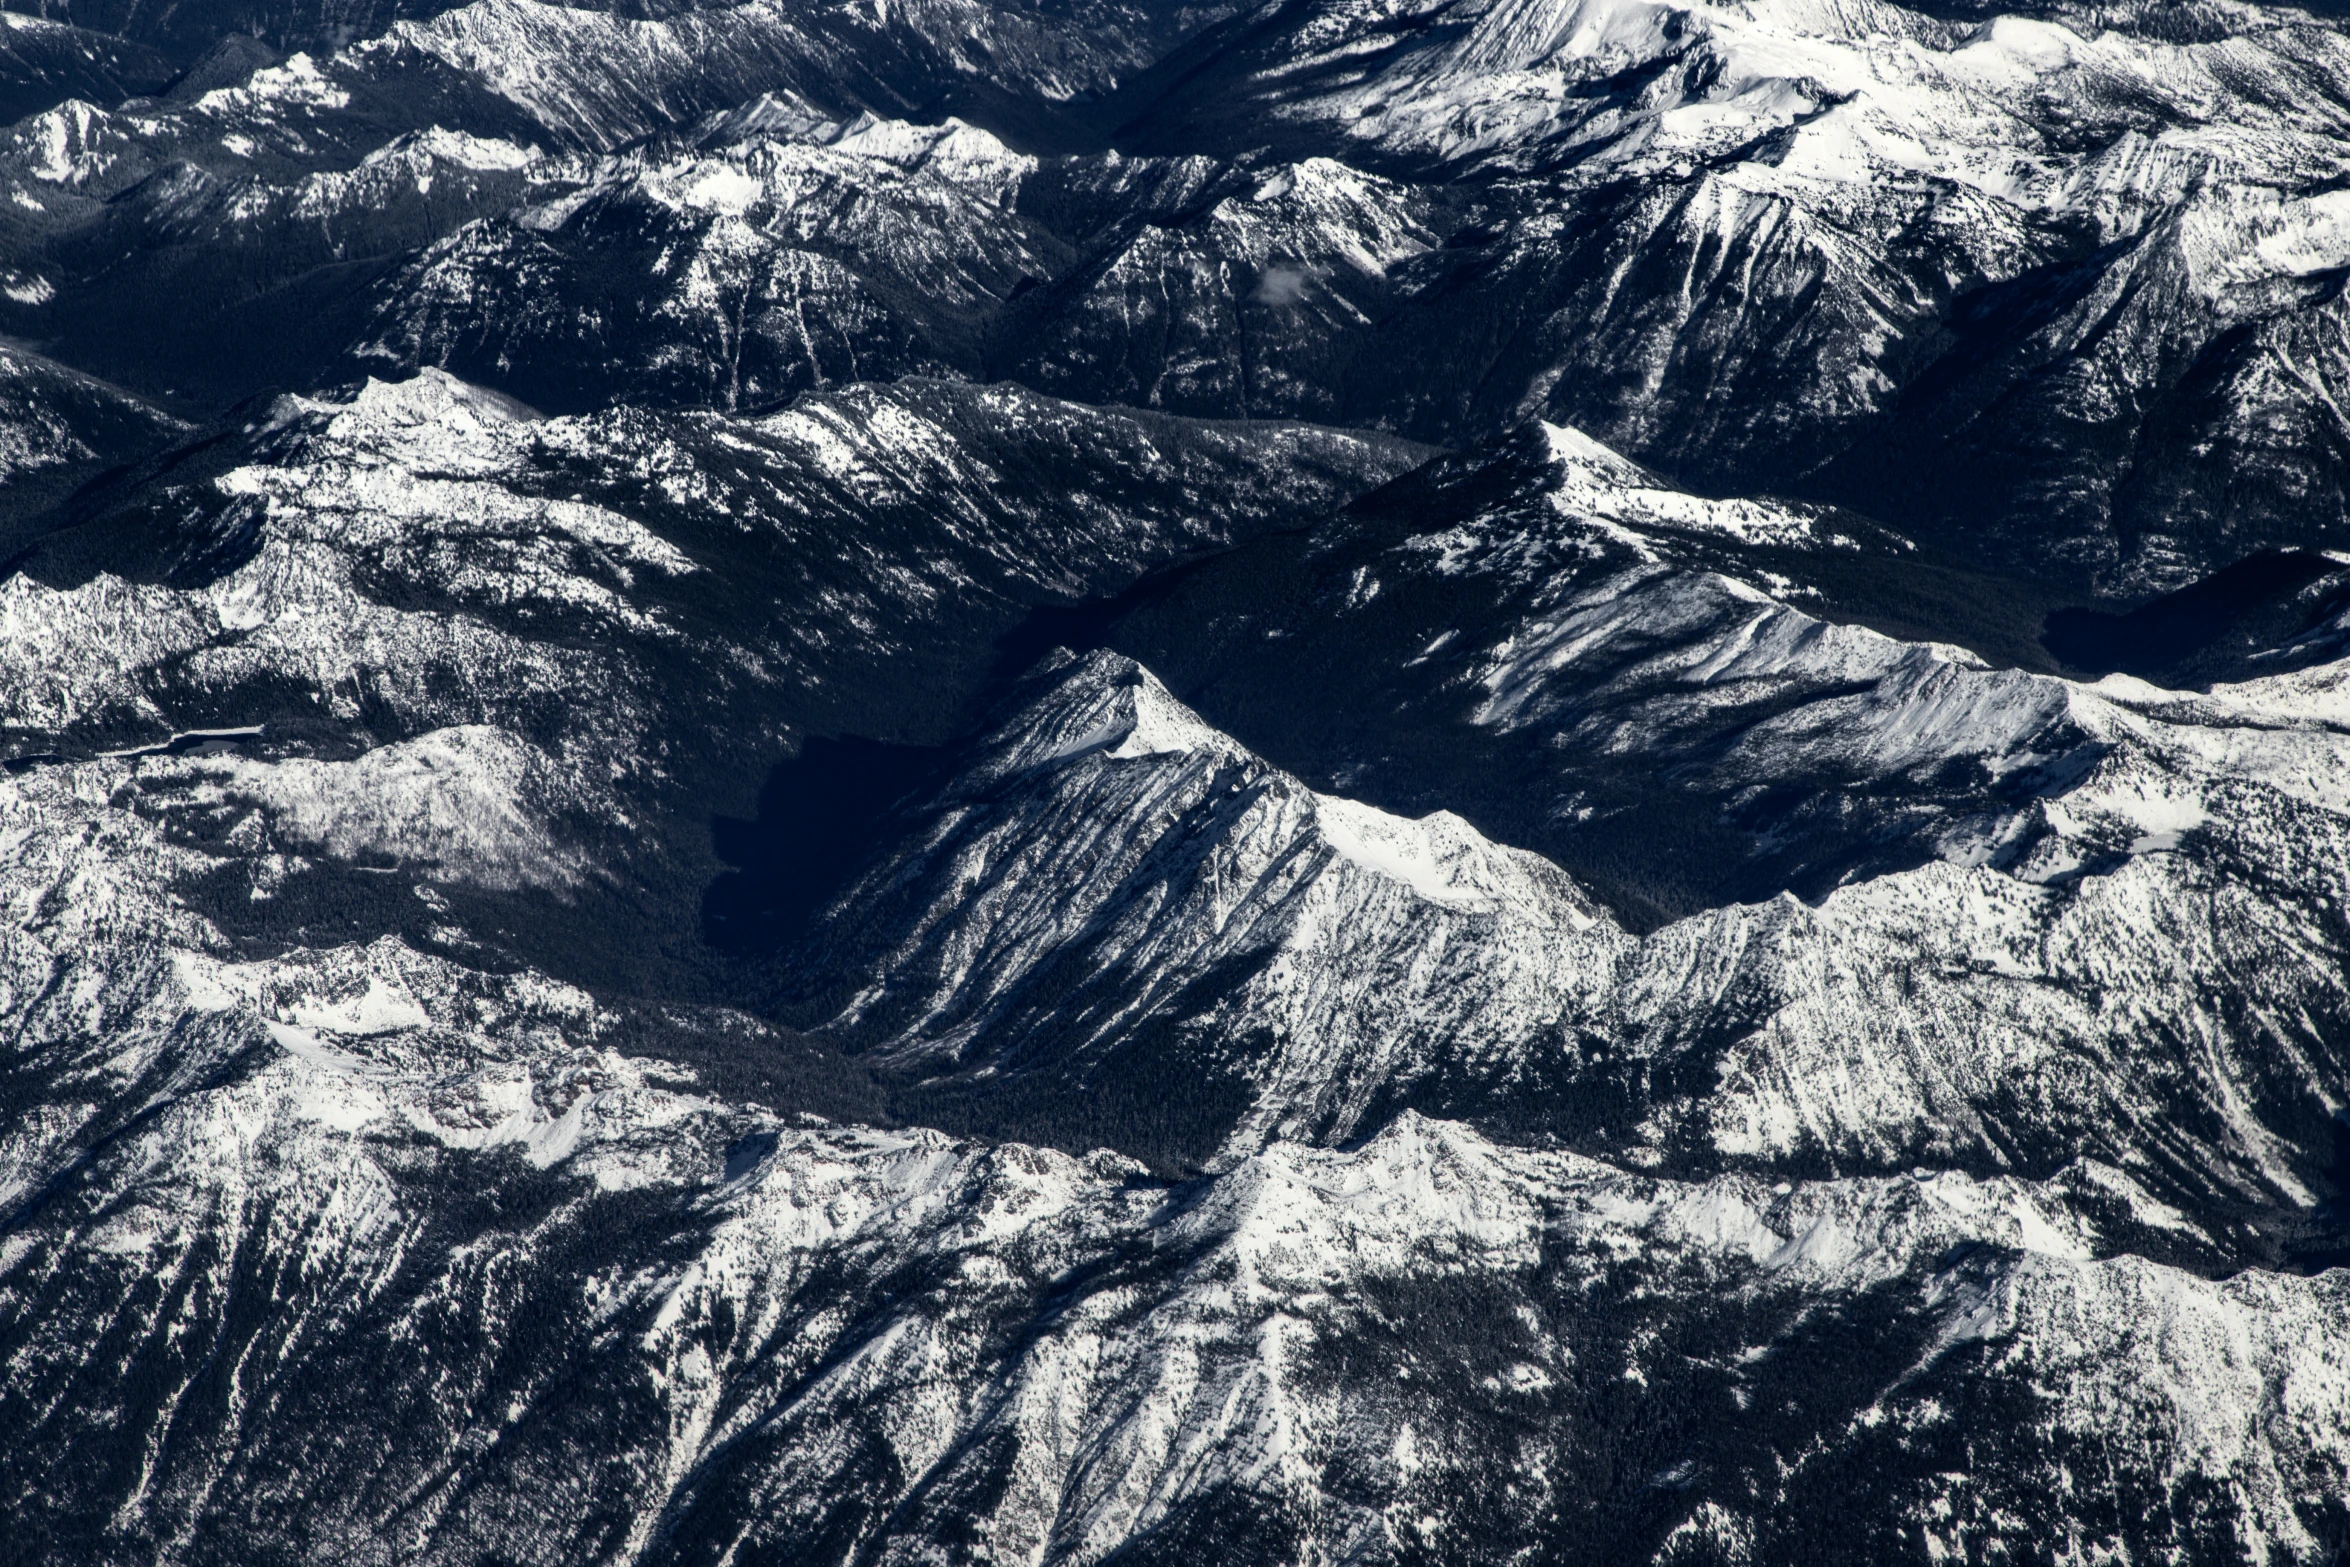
[354,115,1053,413]
[1096,0,2350,585]
[0,339,185,519]
[6,0,2350,1561]
[793,640,2350,1228]
[0,9,169,122]
[0,366,1418,992]
[3,838,2345,1563]
[12,0,2350,585]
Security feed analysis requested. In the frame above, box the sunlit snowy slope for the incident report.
[5,0,2350,1558]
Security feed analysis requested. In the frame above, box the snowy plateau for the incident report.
[6,0,2350,1562]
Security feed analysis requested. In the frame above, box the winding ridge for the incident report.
[3,0,2350,1562]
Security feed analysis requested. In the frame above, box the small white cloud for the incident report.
[1253,263,1321,306]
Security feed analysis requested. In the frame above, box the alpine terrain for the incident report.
[2,0,2350,1562]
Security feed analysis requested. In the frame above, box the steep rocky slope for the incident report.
[6,0,1230,107]
[3,367,2346,1565]
[12,0,2350,586]
[783,644,2350,1240]
[0,0,1233,404]
[0,368,1421,989]
[3,364,2345,1563]
[354,113,1054,413]
[0,339,184,520]
[1077,420,2350,910]
[1,738,2341,1563]
[1099,0,2350,582]
[2,830,2340,1563]
[0,9,168,121]
[3,0,2350,1559]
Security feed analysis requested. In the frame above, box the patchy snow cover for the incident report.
[815,607,2350,1210]
[376,0,1204,149]
[7,886,2343,1567]
[0,387,2342,1567]
[0,368,1408,773]
[1536,422,1849,551]
[0,341,184,484]
[147,725,588,891]
[817,650,1622,1150]
[355,117,1058,411]
[0,0,2347,1532]
[1290,0,2350,224]
[3,724,2333,1563]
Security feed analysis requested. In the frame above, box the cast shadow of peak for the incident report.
[2042,547,2350,687]
[702,733,949,958]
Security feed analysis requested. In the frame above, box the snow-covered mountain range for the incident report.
[8,0,2350,585]
[5,0,2350,1559]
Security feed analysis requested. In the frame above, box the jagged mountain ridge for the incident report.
[3,391,2349,1561]
[1,776,2342,1562]
[4,0,1233,109]
[0,8,168,121]
[9,0,2350,585]
[1089,0,2350,583]
[353,117,1459,421]
[780,642,2350,1243]
[4,362,2349,1560]
[3,0,2350,1559]
[1069,419,2350,913]
[0,368,1421,990]
[351,113,1058,414]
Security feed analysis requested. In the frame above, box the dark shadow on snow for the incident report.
[703,735,949,956]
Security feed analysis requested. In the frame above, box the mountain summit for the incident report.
[4,0,2350,1560]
